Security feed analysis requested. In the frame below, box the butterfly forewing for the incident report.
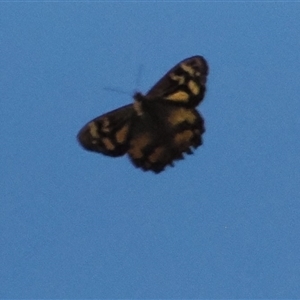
[77,55,209,173]
[77,104,134,157]
[146,56,208,107]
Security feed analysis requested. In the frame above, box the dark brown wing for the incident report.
[145,55,208,107]
[127,100,205,173]
[77,104,134,157]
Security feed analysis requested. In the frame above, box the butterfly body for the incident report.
[77,56,208,173]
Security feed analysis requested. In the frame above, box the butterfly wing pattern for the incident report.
[77,55,209,173]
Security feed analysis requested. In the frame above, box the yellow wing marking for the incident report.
[101,117,110,133]
[180,63,196,76]
[169,73,185,85]
[102,137,115,150]
[128,134,151,159]
[116,124,130,144]
[148,146,165,163]
[174,130,194,147]
[168,108,197,126]
[188,80,200,95]
[89,122,100,138]
[165,91,189,102]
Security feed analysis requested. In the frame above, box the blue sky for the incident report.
[1,2,300,298]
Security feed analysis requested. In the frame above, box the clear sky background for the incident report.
[1,2,300,298]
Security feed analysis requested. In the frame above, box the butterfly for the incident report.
[77,55,209,173]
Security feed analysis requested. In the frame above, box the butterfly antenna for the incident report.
[103,87,131,95]
[103,63,145,96]
[135,64,145,91]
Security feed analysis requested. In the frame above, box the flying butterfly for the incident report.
[77,55,209,173]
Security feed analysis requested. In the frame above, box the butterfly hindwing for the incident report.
[77,104,134,157]
[128,100,205,173]
[77,55,208,173]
